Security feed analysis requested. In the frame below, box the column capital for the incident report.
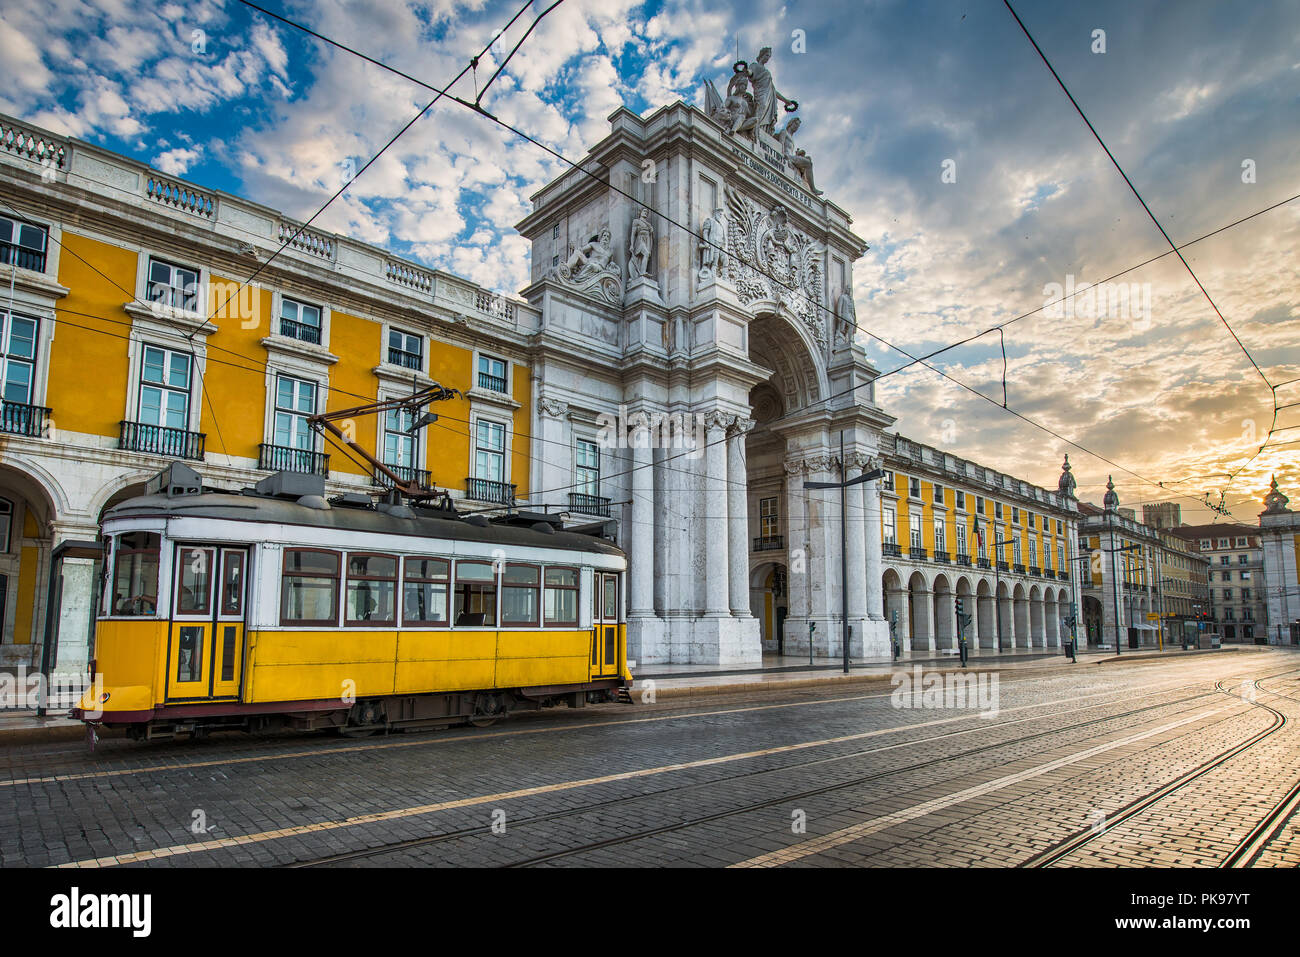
[727,416,756,438]
[702,409,734,433]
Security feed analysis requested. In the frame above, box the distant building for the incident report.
[1143,501,1182,529]
[1167,522,1268,643]
[1079,479,1210,648]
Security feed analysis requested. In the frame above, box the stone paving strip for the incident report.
[5,654,1293,869]
[380,681,1240,868]
[46,678,1237,868]
[730,704,1242,867]
[1064,682,1300,867]
[849,698,1275,867]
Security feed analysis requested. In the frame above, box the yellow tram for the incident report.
[76,464,631,741]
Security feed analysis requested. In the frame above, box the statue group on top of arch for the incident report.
[703,46,821,196]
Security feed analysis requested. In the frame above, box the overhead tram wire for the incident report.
[26,206,1276,522]
[1002,0,1284,503]
[226,6,1294,515]
[0,1,552,471]
[212,0,551,334]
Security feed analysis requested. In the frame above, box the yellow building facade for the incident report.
[0,113,540,672]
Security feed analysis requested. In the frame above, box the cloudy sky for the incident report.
[4,0,1296,524]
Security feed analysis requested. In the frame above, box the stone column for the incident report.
[910,584,934,652]
[844,462,867,624]
[977,591,995,649]
[863,466,884,619]
[703,411,731,616]
[783,461,809,629]
[727,419,754,616]
[629,439,655,618]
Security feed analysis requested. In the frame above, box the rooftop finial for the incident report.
[1103,475,1119,510]
[1057,453,1077,499]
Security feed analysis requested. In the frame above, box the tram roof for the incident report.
[102,491,625,558]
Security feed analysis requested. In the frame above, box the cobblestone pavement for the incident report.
[1,650,1297,868]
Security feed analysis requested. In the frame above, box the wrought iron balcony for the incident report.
[0,240,45,272]
[978,557,991,569]
[259,443,329,476]
[477,371,507,393]
[997,561,1010,572]
[373,464,432,489]
[956,554,972,566]
[753,534,785,552]
[466,476,515,505]
[569,492,612,517]
[883,542,902,558]
[119,420,206,461]
[909,546,928,561]
[1029,565,1041,576]
[387,347,421,370]
[934,550,951,563]
[1013,563,1026,574]
[0,400,51,437]
[279,317,321,344]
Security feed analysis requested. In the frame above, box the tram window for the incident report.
[453,560,496,627]
[346,553,397,624]
[281,549,340,625]
[112,532,160,616]
[602,576,618,621]
[221,552,244,616]
[501,564,540,626]
[177,626,203,683]
[403,557,449,626]
[176,547,213,615]
[543,566,578,627]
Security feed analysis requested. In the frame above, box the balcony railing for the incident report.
[119,421,205,461]
[909,546,928,561]
[934,550,951,563]
[0,400,51,437]
[279,318,321,344]
[956,554,971,566]
[477,371,508,393]
[0,240,45,272]
[883,542,902,558]
[569,492,612,517]
[753,535,785,552]
[373,464,432,490]
[466,476,515,505]
[978,557,991,569]
[388,347,421,370]
[259,443,329,476]
[997,561,1010,572]
[1013,563,1026,574]
[1029,565,1041,576]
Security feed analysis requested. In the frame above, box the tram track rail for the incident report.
[3,656,1250,789]
[1022,675,1297,868]
[289,673,1277,869]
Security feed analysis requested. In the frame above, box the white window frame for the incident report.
[135,343,195,432]
[575,437,600,497]
[268,289,332,351]
[882,506,896,545]
[470,413,511,485]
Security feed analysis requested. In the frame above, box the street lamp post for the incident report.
[803,431,884,675]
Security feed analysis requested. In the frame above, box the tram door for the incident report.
[592,573,621,678]
[167,545,248,702]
